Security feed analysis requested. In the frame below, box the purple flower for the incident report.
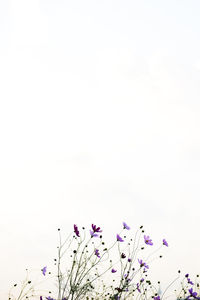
[123,222,130,230]
[111,268,117,273]
[144,235,153,246]
[188,288,198,298]
[136,283,141,293]
[143,268,147,273]
[154,297,160,300]
[163,239,168,247]
[92,224,102,233]
[90,224,102,237]
[140,278,144,283]
[124,274,131,282]
[46,297,56,300]
[40,297,43,300]
[187,278,194,285]
[117,234,124,242]
[128,258,132,262]
[41,266,47,276]
[90,230,99,237]
[138,259,149,269]
[185,274,194,286]
[95,249,100,258]
[74,224,80,237]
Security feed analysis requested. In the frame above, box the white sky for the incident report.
[0,0,200,297]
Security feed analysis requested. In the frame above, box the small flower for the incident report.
[117,234,124,242]
[144,235,153,246]
[41,266,47,276]
[95,249,100,258]
[163,239,168,247]
[90,230,99,237]
[92,224,102,233]
[136,283,141,293]
[143,268,148,273]
[90,224,102,237]
[188,288,198,298]
[185,273,189,278]
[121,253,126,259]
[140,278,144,283]
[124,274,131,282]
[154,296,160,300]
[111,268,117,273]
[187,278,194,285]
[40,297,43,300]
[74,224,80,237]
[138,259,149,269]
[123,222,130,230]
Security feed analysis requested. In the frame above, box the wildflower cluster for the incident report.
[175,273,200,300]
[7,222,200,300]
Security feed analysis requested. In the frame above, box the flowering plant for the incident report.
[8,222,200,300]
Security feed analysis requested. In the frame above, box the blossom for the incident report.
[117,234,124,242]
[188,288,198,298]
[187,278,194,285]
[138,259,149,269]
[140,278,144,283]
[90,230,99,237]
[111,268,117,273]
[95,249,100,258]
[144,235,153,246]
[40,297,43,300]
[143,268,148,273]
[92,224,102,233]
[41,266,47,276]
[74,224,80,237]
[90,224,102,237]
[154,296,160,300]
[185,274,194,285]
[163,239,168,247]
[46,297,56,300]
[124,274,131,282]
[123,222,130,230]
[136,283,141,293]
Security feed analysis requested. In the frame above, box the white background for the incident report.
[0,0,200,297]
